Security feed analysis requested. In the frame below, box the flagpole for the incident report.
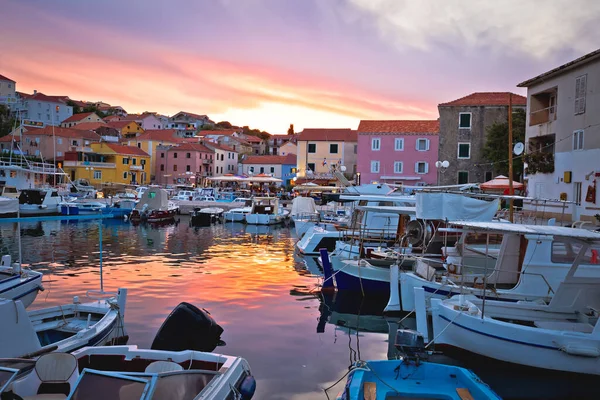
[508,93,514,223]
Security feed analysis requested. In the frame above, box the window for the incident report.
[57,138,62,145]
[575,74,587,115]
[395,138,404,151]
[458,171,469,184]
[35,137,40,143]
[93,171,101,180]
[573,130,584,150]
[56,151,63,157]
[186,153,191,159]
[141,159,146,165]
[122,158,129,165]
[354,144,357,154]
[371,138,380,151]
[307,163,315,173]
[137,143,141,148]
[485,171,493,181]
[72,140,78,146]
[186,165,191,172]
[249,166,254,173]
[459,113,471,129]
[330,144,338,154]
[132,158,137,165]
[416,138,429,151]
[371,160,380,173]
[221,154,224,161]
[160,164,164,171]
[270,167,275,173]
[160,153,165,158]
[174,152,178,158]
[123,172,128,179]
[260,167,265,173]
[415,162,428,174]
[551,240,600,264]
[173,165,178,172]
[308,143,316,153]
[394,161,403,173]
[457,143,471,159]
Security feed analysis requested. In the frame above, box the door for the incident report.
[573,182,582,221]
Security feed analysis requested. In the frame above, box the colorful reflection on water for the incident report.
[0,218,387,399]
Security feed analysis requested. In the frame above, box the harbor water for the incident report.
[2,217,597,399]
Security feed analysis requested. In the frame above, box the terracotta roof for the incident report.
[171,111,208,120]
[61,112,97,124]
[358,120,439,134]
[204,142,237,152]
[518,48,600,87]
[439,92,526,107]
[103,115,121,122]
[71,100,90,108]
[205,129,242,136]
[243,155,297,165]
[71,122,107,131]
[23,126,100,141]
[102,143,149,157]
[298,128,357,142]
[0,74,15,82]
[133,129,180,143]
[106,120,139,129]
[23,92,69,104]
[120,114,153,121]
[244,135,263,143]
[169,142,212,153]
[282,153,297,165]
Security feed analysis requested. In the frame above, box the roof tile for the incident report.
[439,92,526,107]
[243,154,297,165]
[358,120,439,134]
[61,112,97,124]
[298,128,357,142]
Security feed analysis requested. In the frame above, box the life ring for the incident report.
[447,264,457,274]
[473,276,485,289]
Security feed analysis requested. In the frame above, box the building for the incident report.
[63,142,150,186]
[154,142,213,185]
[437,92,526,185]
[296,128,357,178]
[71,122,107,132]
[268,134,295,155]
[16,91,73,126]
[121,113,164,130]
[125,129,186,181]
[357,120,439,185]
[203,142,239,176]
[97,105,127,116]
[278,141,297,156]
[60,112,104,128]
[215,135,253,155]
[105,120,144,138]
[0,74,16,106]
[168,111,213,136]
[518,49,600,222]
[240,154,297,186]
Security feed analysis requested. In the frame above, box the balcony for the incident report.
[75,146,93,152]
[130,165,143,171]
[529,89,557,126]
[202,159,212,165]
[63,161,116,168]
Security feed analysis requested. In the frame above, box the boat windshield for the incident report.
[18,190,44,205]
[68,370,151,400]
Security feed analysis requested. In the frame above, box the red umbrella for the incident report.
[480,175,524,191]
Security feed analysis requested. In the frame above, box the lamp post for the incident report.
[435,160,449,186]
[356,172,361,186]
[85,166,94,183]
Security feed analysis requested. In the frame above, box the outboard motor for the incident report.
[151,302,225,352]
[394,329,428,364]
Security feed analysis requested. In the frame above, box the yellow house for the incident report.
[296,128,357,177]
[106,121,144,138]
[126,129,183,182]
[63,142,151,186]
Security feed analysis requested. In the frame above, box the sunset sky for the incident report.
[1,0,599,133]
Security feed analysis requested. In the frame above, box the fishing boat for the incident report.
[130,188,178,223]
[422,224,600,376]
[223,198,253,222]
[190,207,224,227]
[0,288,128,359]
[335,329,500,400]
[245,197,286,225]
[18,188,64,216]
[69,178,97,198]
[0,255,43,308]
[60,201,108,215]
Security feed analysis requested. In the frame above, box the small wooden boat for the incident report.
[0,289,128,359]
[0,255,43,308]
[130,189,178,223]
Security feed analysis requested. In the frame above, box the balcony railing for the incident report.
[130,165,143,171]
[202,159,213,164]
[63,161,116,168]
[529,106,556,126]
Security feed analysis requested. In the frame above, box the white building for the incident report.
[17,91,73,126]
[204,142,239,175]
[518,48,600,222]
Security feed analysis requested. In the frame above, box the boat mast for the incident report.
[508,93,514,223]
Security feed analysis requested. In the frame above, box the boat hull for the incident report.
[19,205,60,216]
[245,214,282,225]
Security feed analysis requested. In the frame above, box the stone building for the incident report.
[437,92,526,185]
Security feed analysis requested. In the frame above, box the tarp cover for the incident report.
[135,188,170,211]
[416,192,498,221]
[291,197,318,216]
[0,197,17,214]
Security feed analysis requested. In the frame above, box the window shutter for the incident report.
[425,163,429,173]
[414,162,418,173]
[415,140,419,151]
[579,75,587,114]
[426,139,430,151]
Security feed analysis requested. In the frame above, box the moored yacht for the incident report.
[18,188,64,216]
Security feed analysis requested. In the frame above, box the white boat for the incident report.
[130,189,178,223]
[60,201,108,215]
[171,190,195,201]
[0,196,18,218]
[18,188,64,216]
[0,255,43,308]
[421,224,600,375]
[296,225,343,255]
[0,288,128,358]
[0,157,67,191]
[223,198,252,222]
[69,178,97,198]
[245,197,286,225]
[290,196,320,237]
[190,207,224,227]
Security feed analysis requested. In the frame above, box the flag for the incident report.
[322,158,327,166]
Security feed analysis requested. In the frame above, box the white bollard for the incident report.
[384,264,400,313]
[414,287,429,343]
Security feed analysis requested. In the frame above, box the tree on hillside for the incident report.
[482,108,526,181]
[66,100,81,114]
[287,124,294,136]
[216,121,233,129]
[242,125,270,140]
[0,105,16,137]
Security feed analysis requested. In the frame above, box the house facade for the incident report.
[121,113,164,130]
[357,120,439,185]
[60,112,104,128]
[168,111,213,135]
[216,135,253,156]
[204,142,238,176]
[154,143,214,185]
[18,91,73,126]
[105,121,144,138]
[63,142,150,186]
[279,141,297,156]
[437,92,526,185]
[518,49,600,222]
[125,129,184,181]
[0,74,16,105]
[14,126,100,162]
[296,128,357,178]
[241,154,297,186]
[268,134,295,155]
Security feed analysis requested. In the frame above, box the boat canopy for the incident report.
[416,192,498,221]
[339,194,415,203]
[357,205,416,215]
[291,197,318,216]
[135,189,170,211]
[445,221,600,242]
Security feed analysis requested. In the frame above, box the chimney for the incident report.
[33,90,37,94]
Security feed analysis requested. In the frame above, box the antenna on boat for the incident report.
[17,207,22,269]
[99,211,104,293]
[508,93,514,223]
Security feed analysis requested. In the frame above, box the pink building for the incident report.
[357,120,439,186]
[155,142,214,185]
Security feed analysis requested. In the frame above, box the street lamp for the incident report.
[85,166,94,182]
[434,160,449,186]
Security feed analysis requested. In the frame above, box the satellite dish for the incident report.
[513,142,524,156]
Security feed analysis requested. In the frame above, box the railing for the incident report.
[202,159,212,164]
[0,157,62,174]
[130,165,143,171]
[63,161,117,168]
[75,146,93,152]
[529,106,556,126]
